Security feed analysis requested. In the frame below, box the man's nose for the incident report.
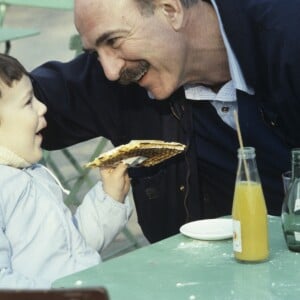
[98,49,125,81]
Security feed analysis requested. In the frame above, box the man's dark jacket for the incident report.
[31,0,300,243]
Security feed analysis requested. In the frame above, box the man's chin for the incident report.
[146,88,173,101]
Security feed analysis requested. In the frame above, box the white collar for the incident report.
[184,80,236,102]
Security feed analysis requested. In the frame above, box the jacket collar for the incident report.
[214,0,258,89]
[0,146,30,169]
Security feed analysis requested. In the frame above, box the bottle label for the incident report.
[294,232,300,242]
[294,199,300,212]
[232,219,242,252]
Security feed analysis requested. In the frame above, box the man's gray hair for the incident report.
[135,0,200,15]
[181,0,200,7]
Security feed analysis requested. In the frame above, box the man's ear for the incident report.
[158,0,184,31]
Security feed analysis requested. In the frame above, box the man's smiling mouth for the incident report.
[132,69,147,82]
[119,60,150,85]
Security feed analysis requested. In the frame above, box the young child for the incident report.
[0,54,132,288]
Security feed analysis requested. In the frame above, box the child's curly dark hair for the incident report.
[0,53,28,98]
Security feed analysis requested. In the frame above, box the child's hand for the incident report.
[100,163,130,203]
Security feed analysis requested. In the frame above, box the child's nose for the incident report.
[34,97,47,116]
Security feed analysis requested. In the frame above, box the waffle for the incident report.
[85,140,186,168]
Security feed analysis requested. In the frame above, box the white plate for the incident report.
[180,218,233,240]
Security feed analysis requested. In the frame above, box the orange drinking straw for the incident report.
[233,110,250,182]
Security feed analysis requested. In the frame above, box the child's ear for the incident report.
[157,0,185,31]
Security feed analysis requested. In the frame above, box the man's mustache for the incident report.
[119,61,150,85]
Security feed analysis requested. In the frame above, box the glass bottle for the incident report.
[281,148,300,252]
[232,147,269,262]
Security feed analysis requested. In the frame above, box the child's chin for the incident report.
[31,151,43,164]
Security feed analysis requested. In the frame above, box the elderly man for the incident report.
[31,0,300,243]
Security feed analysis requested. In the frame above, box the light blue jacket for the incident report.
[0,164,132,288]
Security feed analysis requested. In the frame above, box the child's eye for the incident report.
[25,96,33,106]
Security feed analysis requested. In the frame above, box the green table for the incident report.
[52,216,300,300]
[0,0,73,10]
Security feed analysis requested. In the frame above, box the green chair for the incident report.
[42,138,108,207]
[0,2,39,54]
[0,0,75,53]
[69,33,82,56]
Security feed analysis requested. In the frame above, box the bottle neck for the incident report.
[236,147,260,183]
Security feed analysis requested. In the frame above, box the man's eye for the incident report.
[107,37,119,47]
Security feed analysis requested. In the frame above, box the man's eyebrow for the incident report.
[95,32,112,46]
[82,30,128,52]
[81,34,113,52]
[95,30,127,47]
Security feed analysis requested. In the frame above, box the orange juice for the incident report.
[232,181,269,262]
